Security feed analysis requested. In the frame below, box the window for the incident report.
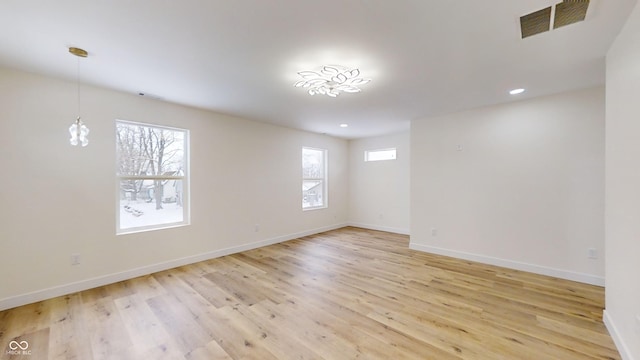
[116,120,189,234]
[365,148,397,162]
[302,147,327,210]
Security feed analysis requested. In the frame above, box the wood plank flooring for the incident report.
[0,227,619,359]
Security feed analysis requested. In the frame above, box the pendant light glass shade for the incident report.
[69,117,89,147]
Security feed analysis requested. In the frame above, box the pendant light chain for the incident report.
[77,56,81,120]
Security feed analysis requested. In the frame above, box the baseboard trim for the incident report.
[409,243,605,286]
[0,223,347,311]
[603,310,635,360]
[347,222,410,235]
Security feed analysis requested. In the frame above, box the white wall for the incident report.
[410,87,605,285]
[604,0,640,357]
[348,132,410,234]
[0,67,349,310]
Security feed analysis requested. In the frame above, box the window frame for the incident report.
[302,146,328,211]
[364,148,397,162]
[115,119,190,235]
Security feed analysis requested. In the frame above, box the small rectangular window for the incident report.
[302,147,327,210]
[116,120,189,234]
[365,148,397,162]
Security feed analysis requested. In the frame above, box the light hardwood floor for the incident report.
[0,227,619,359]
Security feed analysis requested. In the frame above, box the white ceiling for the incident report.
[0,0,636,139]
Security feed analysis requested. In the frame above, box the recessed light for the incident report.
[510,88,525,95]
[340,124,349,128]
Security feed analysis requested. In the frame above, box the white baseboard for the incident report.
[603,310,635,360]
[0,223,347,311]
[409,242,605,286]
[347,222,410,235]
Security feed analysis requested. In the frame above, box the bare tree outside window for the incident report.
[116,120,189,233]
[302,147,327,210]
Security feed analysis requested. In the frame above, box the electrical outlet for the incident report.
[431,228,437,237]
[254,224,260,232]
[70,254,81,266]
[588,248,598,259]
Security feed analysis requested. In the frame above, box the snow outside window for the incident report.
[116,120,189,234]
[302,147,327,210]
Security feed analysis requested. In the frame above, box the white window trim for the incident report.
[115,119,190,235]
[302,147,328,211]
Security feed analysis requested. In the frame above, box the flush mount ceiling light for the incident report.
[68,46,89,147]
[510,88,526,95]
[294,65,371,97]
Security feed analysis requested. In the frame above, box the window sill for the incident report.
[117,222,190,236]
[303,206,327,212]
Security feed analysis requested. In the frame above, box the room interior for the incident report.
[1,0,639,359]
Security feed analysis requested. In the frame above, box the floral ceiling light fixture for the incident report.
[68,46,89,147]
[294,65,371,97]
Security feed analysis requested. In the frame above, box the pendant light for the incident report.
[68,47,89,147]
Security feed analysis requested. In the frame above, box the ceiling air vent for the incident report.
[554,0,590,29]
[520,7,552,39]
[519,0,590,39]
